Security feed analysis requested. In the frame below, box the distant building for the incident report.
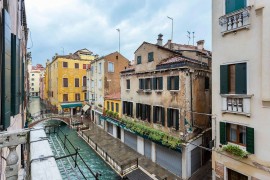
[0,0,28,179]
[39,69,45,101]
[212,0,270,179]
[29,64,45,97]
[44,49,96,114]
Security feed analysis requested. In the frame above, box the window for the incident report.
[75,63,79,68]
[83,76,87,87]
[31,88,34,91]
[91,94,95,101]
[167,76,179,90]
[98,79,102,89]
[167,108,179,130]
[75,78,79,87]
[139,79,145,90]
[153,106,165,125]
[52,92,53,97]
[116,103,119,113]
[63,78,68,87]
[220,122,254,153]
[226,0,246,14]
[63,62,68,68]
[91,80,95,89]
[205,77,210,90]
[32,74,34,76]
[148,52,154,62]
[99,63,102,73]
[116,55,118,60]
[220,63,246,94]
[136,103,151,122]
[108,62,114,72]
[111,102,114,111]
[63,94,68,102]
[145,78,152,90]
[123,101,133,117]
[137,56,142,64]
[227,168,248,180]
[91,66,94,75]
[31,78,34,81]
[75,93,80,101]
[153,77,163,90]
[83,64,87,69]
[126,79,130,90]
[84,92,87,100]
[107,101,110,110]
[31,83,34,86]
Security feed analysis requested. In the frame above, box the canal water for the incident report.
[29,98,120,180]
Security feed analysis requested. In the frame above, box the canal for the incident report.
[29,98,120,179]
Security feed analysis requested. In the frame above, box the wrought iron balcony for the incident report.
[219,7,251,35]
[221,94,253,116]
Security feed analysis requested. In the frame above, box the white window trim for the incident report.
[108,62,114,72]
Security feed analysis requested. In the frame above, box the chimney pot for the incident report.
[157,33,163,46]
[197,40,205,50]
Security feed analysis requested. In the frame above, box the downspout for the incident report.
[190,71,193,127]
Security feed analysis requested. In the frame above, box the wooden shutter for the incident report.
[147,105,151,122]
[136,103,139,118]
[167,108,171,127]
[161,107,165,126]
[153,78,157,90]
[148,52,153,62]
[159,77,163,90]
[130,102,133,117]
[21,62,25,103]
[246,127,254,154]
[153,106,157,123]
[175,109,179,130]
[235,63,247,94]
[1,10,12,129]
[142,104,146,120]
[123,101,126,114]
[220,65,229,94]
[167,76,171,90]
[174,76,179,90]
[139,79,142,89]
[226,0,246,14]
[142,79,145,90]
[220,122,227,145]
[149,78,152,90]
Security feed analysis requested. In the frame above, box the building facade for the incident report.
[29,64,45,97]
[88,52,129,125]
[212,0,270,179]
[45,49,96,114]
[0,0,28,179]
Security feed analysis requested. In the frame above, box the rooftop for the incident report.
[104,92,121,100]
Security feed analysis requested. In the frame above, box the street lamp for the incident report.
[167,16,173,42]
[116,28,120,53]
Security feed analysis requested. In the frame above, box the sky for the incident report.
[25,0,211,66]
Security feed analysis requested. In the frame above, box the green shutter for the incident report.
[235,63,247,94]
[1,9,12,129]
[175,109,179,130]
[220,65,229,94]
[174,76,179,90]
[136,103,139,118]
[167,76,171,90]
[226,0,246,14]
[148,52,153,62]
[159,77,163,90]
[21,62,25,103]
[137,56,141,64]
[148,105,151,122]
[142,79,145,90]
[139,79,142,89]
[161,107,165,126]
[153,78,157,90]
[149,78,152,90]
[153,106,157,123]
[130,102,133,117]
[167,108,171,127]
[246,127,254,154]
[142,104,146,120]
[220,122,227,145]
[123,102,126,114]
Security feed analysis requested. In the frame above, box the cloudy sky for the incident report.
[25,0,211,66]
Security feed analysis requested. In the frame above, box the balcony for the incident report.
[221,94,253,116]
[219,7,251,35]
[82,86,87,91]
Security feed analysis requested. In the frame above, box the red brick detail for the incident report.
[215,161,224,179]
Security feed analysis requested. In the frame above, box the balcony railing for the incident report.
[221,94,252,116]
[219,7,251,35]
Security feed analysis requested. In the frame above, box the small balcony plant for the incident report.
[222,144,248,158]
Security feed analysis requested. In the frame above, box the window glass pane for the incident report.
[239,126,246,145]
[230,124,237,142]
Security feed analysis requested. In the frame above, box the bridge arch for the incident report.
[29,117,71,128]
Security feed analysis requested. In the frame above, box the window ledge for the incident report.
[222,110,251,117]
[126,89,130,92]
[154,90,163,93]
[143,89,152,94]
[170,90,179,95]
[220,94,253,98]
[136,89,143,93]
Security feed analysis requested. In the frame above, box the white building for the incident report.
[212,0,270,179]
[29,64,45,97]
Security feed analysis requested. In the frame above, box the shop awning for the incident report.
[82,104,90,112]
[61,102,82,109]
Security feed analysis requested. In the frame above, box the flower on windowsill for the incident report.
[222,144,248,158]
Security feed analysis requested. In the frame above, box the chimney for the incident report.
[167,39,172,49]
[197,40,205,50]
[157,34,163,46]
[55,53,58,56]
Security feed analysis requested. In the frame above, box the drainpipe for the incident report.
[190,71,194,127]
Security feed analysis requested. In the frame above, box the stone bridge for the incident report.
[28,115,71,128]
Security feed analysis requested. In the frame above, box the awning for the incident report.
[82,104,90,112]
[61,102,82,109]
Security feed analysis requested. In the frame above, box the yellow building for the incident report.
[44,49,96,114]
[104,92,122,118]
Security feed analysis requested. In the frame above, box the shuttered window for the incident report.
[126,79,130,90]
[220,63,247,94]
[116,103,119,113]
[246,127,254,154]
[139,79,145,90]
[63,94,68,102]
[107,101,110,110]
[220,122,227,145]
[137,56,141,64]
[145,78,152,90]
[123,101,133,117]
[148,52,154,62]
[75,93,80,101]
[167,108,179,130]
[167,76,179,90]
[75,78,79,87]
[153,77,163,90]
[153,106,165,126]
[63,62,68,68]
[63,78,68,87]
[83,76,86,87]
[111,102,114,111]
[226,0,246,14]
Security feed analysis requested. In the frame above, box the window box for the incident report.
[143,89,152,94]
[219,6,251,35]
[170,90,179,95]
[136,89,143,93]
[155,90,163,94]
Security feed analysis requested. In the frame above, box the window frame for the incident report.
[75,78,80,87]
[75,63,79,69]
[137,55,142,64]
[63,62,68,68]
[63,78,68,87]
[126,79,130,90]
[75,93,80,101]
[148,52,154,62]
[226,123,247,146]
[63,94,68,102]
[108,62,114,72]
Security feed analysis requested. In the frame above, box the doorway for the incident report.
[117,126,121,139]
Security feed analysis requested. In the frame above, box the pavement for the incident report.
[81,122,181,180]
[189,160,212,180]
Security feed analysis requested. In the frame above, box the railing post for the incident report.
[74,148,79,168]
[5,145,19,180]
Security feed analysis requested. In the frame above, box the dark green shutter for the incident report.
[153,78,157,90]
[246,127,254,154]
[167,108,171,127]
[220,122,227,145]
[161,108,165,126]
[137,56,141,64]
[149,78,152,90]
[21,62,25,103]
[226,0,246,14]
[175,76,179,90]
[130,102,133,117]
[148,52,153,62]
[235,0,246,11]
[147,105,151,122]
[220,65,229,94]
[167,76,171,90]
[235,63,247,94]
[153,106,157,123]
[175,109,179,130]
[136,103,139,118]
[1,10,12,129]
[159,77,163,90]
[142,104,146,120]
[123,101,126,114]
[142,79,145,90]
[139,79,142,89]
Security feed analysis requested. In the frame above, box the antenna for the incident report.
[192,32,195,46]
[187,31,191,45]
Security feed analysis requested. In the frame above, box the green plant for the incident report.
[222,144,248,158]
[113,112,118,119]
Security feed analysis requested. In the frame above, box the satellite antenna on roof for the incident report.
[187,31,191,45]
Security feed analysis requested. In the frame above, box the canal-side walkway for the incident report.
[80,122,181,180]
